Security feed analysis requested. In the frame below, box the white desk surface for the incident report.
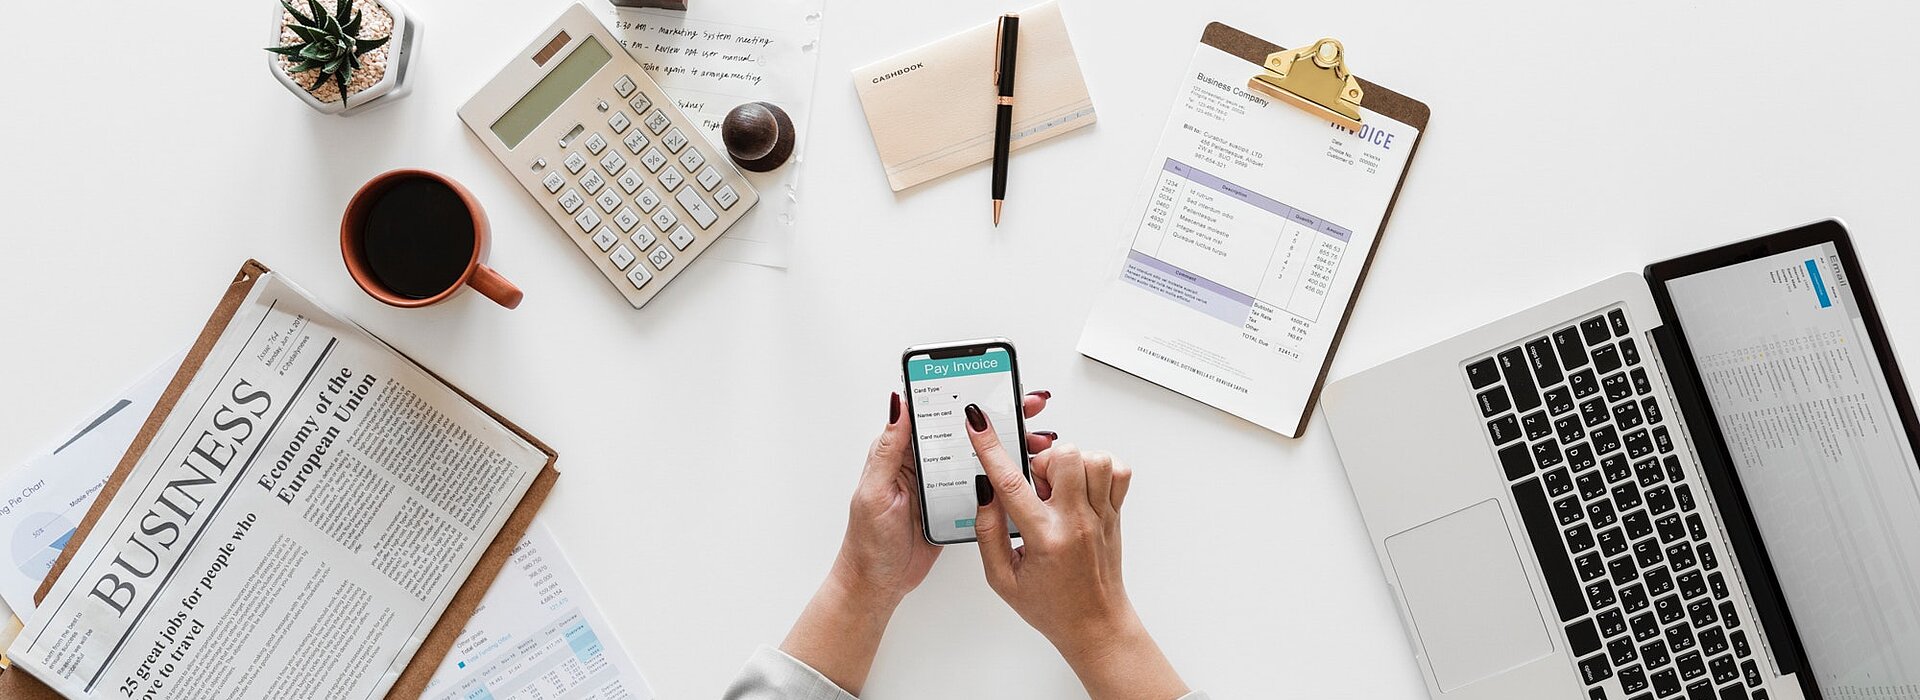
[6,0,1920,697]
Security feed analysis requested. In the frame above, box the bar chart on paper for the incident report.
[1124,158,1353,359]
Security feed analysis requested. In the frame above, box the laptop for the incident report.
[1323,220,1920,700]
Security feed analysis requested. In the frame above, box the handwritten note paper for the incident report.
[637,28,775,94]
[608,0,824,268]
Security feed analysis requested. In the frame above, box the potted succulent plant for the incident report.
[266,0,415,114]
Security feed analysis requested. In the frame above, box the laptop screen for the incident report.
[1664,241,1920,694]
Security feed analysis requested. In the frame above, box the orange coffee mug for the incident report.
[341,169,523,309]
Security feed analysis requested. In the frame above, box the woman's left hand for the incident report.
[830,390,1055,604]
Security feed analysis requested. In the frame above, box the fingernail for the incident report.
[1027,389,1052,400]
[889,392,901,425]
[975,475,994,506]
[1033,430,1058,440]
[965,403,988,433]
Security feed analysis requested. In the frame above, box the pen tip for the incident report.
[993,200,1002,226]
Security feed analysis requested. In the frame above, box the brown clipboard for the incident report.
[0,260,561,699]
[1095,23,1430,438]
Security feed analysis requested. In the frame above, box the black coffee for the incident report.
[360,178,477,299]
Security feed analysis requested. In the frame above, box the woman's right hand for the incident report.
[964,404,1189,700]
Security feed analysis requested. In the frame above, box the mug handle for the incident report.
[468,264,524,309]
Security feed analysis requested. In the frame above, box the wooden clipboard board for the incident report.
[1084,23,1430,438]
[0,260,561,699]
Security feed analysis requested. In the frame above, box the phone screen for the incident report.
[905,344,1027,545]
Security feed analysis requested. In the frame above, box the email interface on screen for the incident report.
[908,348,1022,544]
[1666,242,1920,696]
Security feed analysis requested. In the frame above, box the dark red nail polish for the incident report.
[1033,430,1058,440]
[889,392,901,424]
[965,403,988,432]
[1027,389,1052,400]
[975,475,993,506]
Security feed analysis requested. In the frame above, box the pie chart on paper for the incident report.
[12,511,77,582]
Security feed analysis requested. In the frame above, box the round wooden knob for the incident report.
[722,101,794,172]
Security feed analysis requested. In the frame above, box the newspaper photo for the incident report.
[7,271,550,700]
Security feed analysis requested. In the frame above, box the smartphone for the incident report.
[901,338,1032,546]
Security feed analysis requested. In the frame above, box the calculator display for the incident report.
[490,36,612,149]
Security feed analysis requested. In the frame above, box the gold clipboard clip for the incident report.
[1247,38,1364,129]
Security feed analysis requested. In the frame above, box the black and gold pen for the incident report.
[991,13,1018,226]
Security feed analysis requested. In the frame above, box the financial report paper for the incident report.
[1078,42,1417,437]
[421,523,653,700]
[0,352,182,619]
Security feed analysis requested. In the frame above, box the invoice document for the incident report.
[1078,41,1417,437]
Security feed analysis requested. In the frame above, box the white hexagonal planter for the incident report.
[266,0,416,115]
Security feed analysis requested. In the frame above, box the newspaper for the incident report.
[7,271,549,700]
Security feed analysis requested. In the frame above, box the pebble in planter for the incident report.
[266,0,409,114]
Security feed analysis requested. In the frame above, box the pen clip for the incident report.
[992,15,1005,87]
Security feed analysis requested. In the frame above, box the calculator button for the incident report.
[648,246,675,270]
[630,228,658,250]
[614,75,636,98]
[595,190,622,213]
[696,166,723,191]
[600,151,628,176]
[591,227,617,251]
[542,171,566,193]
[659,166,686,191]
[663,128,690,153]
[616,169,644,194]
[575,208,603,233]
[579,169,606,195]
[678,148,706,172]
[636,188,662,212]
[558,189,585,214]
[675,186,719,229]
[584,133,608,155]
[596,99,610,113]
[614,207,641,232]
[608,111,631,134]
[563,152,588,174]
[651,207,679,232]
[610,245,636,270]
[533,157,548,170]
[626,265,653,289]
[628,93,652,116]
[668,225,696,251]
[640,148,668,172]
[623,130,649,154]
[714,185,739,210]
[644,109,672,134]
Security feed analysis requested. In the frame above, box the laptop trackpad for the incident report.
[1386,500,1553,692]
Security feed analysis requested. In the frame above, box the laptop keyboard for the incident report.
[1464,307,1767,700]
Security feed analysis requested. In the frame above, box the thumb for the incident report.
[974,475,1016,595]
[861,392,909,489]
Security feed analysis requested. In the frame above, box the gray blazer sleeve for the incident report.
[721,645,1210,700]
[722,646,856,700]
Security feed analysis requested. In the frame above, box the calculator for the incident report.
[458,4,758,308]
